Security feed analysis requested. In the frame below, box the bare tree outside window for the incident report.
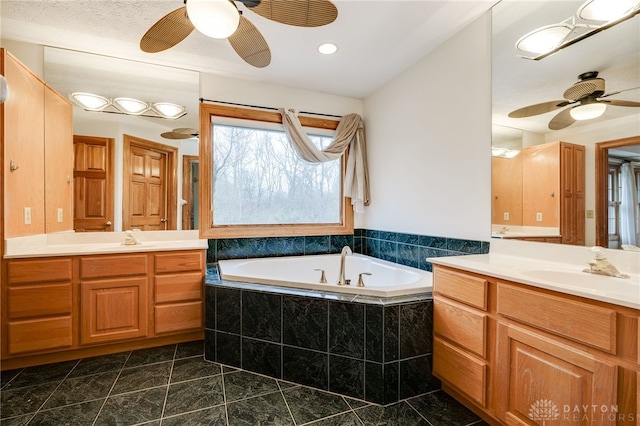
[213,123,341,225]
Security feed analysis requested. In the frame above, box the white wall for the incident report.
[362,13,492,242]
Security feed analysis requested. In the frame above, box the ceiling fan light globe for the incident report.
[114,97,149,115]
[153,102,186,119]
[71,92,110,111]
[187,0,240,39]
[569,102,607,120]
[578,0,639,22]
[516,24,572,54]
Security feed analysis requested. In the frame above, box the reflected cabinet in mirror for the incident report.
[43,47,200,232]
[491,0,640,248]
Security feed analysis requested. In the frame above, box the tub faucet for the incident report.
[337,246,352,285]
[123,230,141,245]
[583,246,629,279]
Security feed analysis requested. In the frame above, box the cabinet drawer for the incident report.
[155,252,203,274]
[8,316,73,355]
[155,273,203,303]
[497,283,617,353]
[434,296,487,358]
[81,255,148,279]
[8,258,72,284]
[8,283,72,319]
[155,301,202,334]
[433,336,487,407]
[433,267,488,310]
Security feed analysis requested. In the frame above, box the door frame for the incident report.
[123,134,178,231]
[181,155,199,230]
[595,135,640,247]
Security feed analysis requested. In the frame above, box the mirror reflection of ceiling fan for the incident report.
[140,0,338,68]
[161,128,199,139]
[508,71,640,130]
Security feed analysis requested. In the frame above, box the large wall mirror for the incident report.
[44,47,200,232]
[491,0,640,248]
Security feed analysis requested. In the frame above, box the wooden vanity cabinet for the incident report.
[433,265,639,426]
[1,250,205,369]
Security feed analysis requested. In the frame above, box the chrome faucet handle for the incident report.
[314,269,327,283]
[357,272,372,287]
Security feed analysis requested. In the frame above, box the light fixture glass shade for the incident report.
[318,42,338,55]
[578,0,639,21]
[71,92,110,110]
[153,102,186,119]
[114,97,149,115]
[569,102,607,120]
[516,24,573,54]
[186,0,240,39]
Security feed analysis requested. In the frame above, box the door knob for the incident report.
[105,221,112,226]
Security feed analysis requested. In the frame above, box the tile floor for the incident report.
[0,341,488,426]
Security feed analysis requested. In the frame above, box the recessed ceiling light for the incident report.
[318,42,338,55]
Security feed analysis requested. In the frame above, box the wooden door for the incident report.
[123,135,177,231]
[496,322,617,425]
[73,136,114,232]
[182,156,199,230]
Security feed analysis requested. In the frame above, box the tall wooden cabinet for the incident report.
[522,141,585,245]
[1,48,74,238]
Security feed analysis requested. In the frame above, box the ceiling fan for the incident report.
[140,0,338,68]
[508,71,640,130]
[161,128,199,139]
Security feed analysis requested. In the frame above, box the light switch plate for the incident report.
[536,212,543,222]
[24,207,31,225]
[57,208,63,223]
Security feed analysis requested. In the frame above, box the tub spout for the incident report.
[337,246,352,285]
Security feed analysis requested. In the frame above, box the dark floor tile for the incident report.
[0,382,58,418]
[111,362,171,395]
[162,405,227,426]
[164,375,225,417]
[170,356,222,383]
[176,340,204,359]
[223,370,280,403]
[282,386,351,425]
[407,390,480,426]
[306,411,364,425]
[355,402,429,426]
[0,369,22,390]
[95,386,166,425]
[227,391,294,426]
[278,380,299,390]
[4,360,77,389]
[42,370,118,409]
[0,414,32,426]
[68,352,129,378]
[125,344,176,367]
[344,397,370,410]
[28,399,103,426]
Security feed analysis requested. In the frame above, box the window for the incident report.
[198,103,354,238]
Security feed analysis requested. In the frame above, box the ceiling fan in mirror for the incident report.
[140,0,338,68]
[508,71,640,130]
[161,128,199,139]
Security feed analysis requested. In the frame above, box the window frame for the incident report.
[198,103,354,239]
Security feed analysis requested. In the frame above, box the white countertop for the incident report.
[429,239,640,310]
[4,230,208,258]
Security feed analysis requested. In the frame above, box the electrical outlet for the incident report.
[24,207,31,225]
[57,208,63,223]
[503,212,510,220]
[536,212,543,222]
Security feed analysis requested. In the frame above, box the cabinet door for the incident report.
[81,277,148,345]
[496,322,617,425]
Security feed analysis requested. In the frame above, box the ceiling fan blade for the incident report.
[508,100,570,118]
[602,99,640,107]
[228,16,271,68]
[248,0,338,27]
[161,128,199,140]
[548,107,575,130]
[140,7,195,53]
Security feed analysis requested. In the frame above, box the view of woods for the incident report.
[213,124,341,225]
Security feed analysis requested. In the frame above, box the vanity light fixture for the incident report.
[569,102,607,120]
[70,92,187,119]
[186,0,240,39]
[318,42,338,55]
[516,0,640,60]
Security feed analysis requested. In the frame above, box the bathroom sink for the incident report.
[520,268,640,299]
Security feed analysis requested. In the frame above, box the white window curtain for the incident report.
[279,108,370,213]
[619,162,639,246]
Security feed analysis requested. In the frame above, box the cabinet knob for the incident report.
[105,221,112,227]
